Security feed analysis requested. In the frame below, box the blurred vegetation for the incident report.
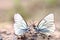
[0,0,60,22]
[45,0,57,5]
[15,6,30,21]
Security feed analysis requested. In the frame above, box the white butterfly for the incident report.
[14,13,55,36]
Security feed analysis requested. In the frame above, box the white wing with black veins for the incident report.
[14,13,28,35]
[36,14,55,35]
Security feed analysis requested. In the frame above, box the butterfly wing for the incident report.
[35,14,55,35]
[14,13,28,35]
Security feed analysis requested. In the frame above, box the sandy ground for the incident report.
[0,22,60,40]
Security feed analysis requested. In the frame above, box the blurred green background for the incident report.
[0,0,60,23]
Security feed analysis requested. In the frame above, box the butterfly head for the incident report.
[28,24,37,35]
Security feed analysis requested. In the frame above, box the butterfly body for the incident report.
[14,13,55,36]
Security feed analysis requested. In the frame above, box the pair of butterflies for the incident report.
[14,13,55,36]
